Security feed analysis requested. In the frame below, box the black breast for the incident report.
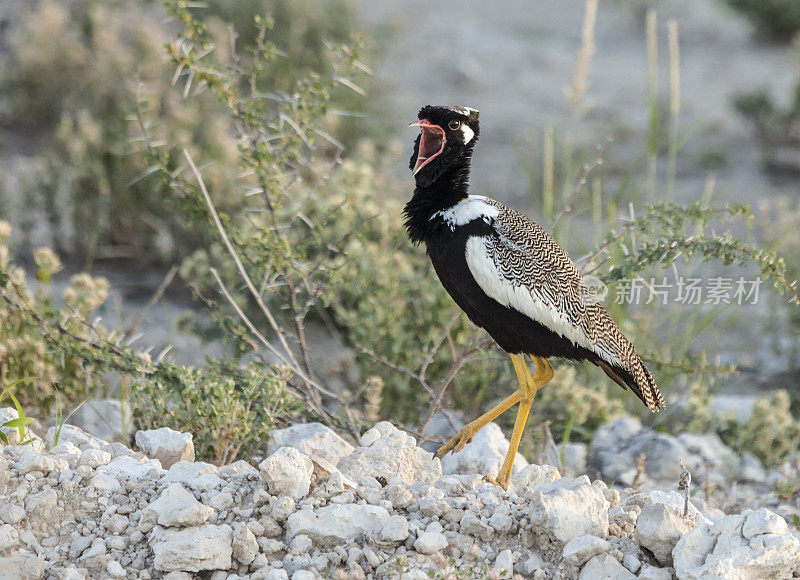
[425,220,598,361]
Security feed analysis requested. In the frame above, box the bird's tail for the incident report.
[594,355,665,412]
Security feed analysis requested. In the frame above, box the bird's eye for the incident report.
[448,120,461,130]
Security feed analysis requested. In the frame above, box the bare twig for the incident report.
[678,458,692,517]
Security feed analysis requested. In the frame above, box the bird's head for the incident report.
[409,105,480,187]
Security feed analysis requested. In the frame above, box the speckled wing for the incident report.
[468,198,665,411]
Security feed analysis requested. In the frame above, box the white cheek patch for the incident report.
[461,125,475,144]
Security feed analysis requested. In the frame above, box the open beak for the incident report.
[410,120,446,175]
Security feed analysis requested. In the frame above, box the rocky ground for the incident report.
[1,408,799,579]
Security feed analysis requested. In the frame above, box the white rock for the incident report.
[638,565,673,580]
[0,524,19,551]
[90,473,122,492]
[267,423,354,466]
[232,522,259,565]
[286,504,390,546]
[518,552,546,575]
[145,482,214,527]
[440,422,528,477]
[50,442,82,464]
[741,507,787,539]
[265,571,289,580]
[69,399,132,442]
[379,516,410,543]
[99,456,164,480]
[289,534,313,555]
[59,566,86,580]
[511,464,561,496]
[0,504,25,525]
[562,534,611,566]
[218,460,259,477]
[529,476,610,542]
[151,524,233,572]
[337,421,441,485]
[135,428,194,469]
[79,448,112,468]
[635,502,693,566]
[106,560,126,579]
[259,447,313,500]
[414,531,447,554]
[494,549,514,575]
[639,490,711,525]
[46,424,108,451]
[162,460,217,484]
[15,450,69,475]
[291,572,314,580]
[673,509,800,579]
[0,552,45,579]
[25,488,58,519]
[622,554,641,573]
[579,553,636,579]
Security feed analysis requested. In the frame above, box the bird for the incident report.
[404,105,665,489]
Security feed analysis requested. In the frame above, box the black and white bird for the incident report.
[404,105,665,489]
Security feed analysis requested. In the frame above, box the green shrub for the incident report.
[132,360,300,465]
[732,390,800,468]
[724,0,800,42]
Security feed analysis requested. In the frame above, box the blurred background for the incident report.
[1,0,800,477]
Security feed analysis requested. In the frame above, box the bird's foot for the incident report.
[434,423,480,458]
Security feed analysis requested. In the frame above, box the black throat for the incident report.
[403,157,472,245]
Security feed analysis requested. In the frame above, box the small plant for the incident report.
[0,378,37,446]
[0,221,110,412]
[733,390,800,468]
[133,360,300,465]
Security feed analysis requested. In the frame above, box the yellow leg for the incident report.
[434,390,520,458]
[434,353,554,483]
[490,355,554,489]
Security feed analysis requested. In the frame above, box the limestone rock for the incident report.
[267,423,354,467]
[259,447,314,500]
[135,428,194,469]
[635,502,693,566]
[414,531,447,554]
[0,524,19,551]
[15,450,68,476]
[511,464,561,496]
[78,448,111,469]
[562,534,611,566]
[162,460,217,484]
[98,456,164,480]
[286,504,390,547]
[150,524,233,572]
[232,522,259,565]
[0,551,46,580]
[337,421,441,485]
[144,482,214,527]
[440,422,528,477]
[673,509,800,579]
[529,476,610,542]
[579,553,636,580]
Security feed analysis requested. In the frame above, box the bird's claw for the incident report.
[434,426,476,458]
